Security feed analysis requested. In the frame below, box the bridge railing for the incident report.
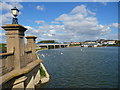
[0,52,14,75]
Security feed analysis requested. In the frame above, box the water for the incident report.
[37,47,118,88]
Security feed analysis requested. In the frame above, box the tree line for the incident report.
[37,40,57,43]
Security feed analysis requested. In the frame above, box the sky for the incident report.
[0,1,119,43]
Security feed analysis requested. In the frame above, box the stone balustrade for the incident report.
[0,48,34,75]
[0,24,50,89]
[0,51,14,75]
[0,24,40,85]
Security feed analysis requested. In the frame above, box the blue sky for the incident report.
[0,2,119,43]
[19,2,118,25]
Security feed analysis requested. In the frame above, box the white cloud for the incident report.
[2,4,116,42]
[54,5,111,41]
[1,3,117,43]
[49,30,56,34]
[0,2,23,11]
[0,2,13,11]
[87,9,96,15]
[30,4,114,42]
[25,26,42,34]
[109,23,120,29]
[70,5,96,16]
[102,32,119,40]
[71,5,87,16]
[36,5,45,11]
[24,24,65,42]
[25,26,46,42]
[35,20,45,24]
[38,26,44,29]
[0,27,6,43]
[49,25,64,30]
[0,2,23,25]
[1,12,13,25]
[51,21,61,24]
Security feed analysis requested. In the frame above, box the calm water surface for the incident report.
[37,47,118,88]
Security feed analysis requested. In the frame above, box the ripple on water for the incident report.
[37,47,118,88]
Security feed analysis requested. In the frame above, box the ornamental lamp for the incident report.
[11,7,19,24]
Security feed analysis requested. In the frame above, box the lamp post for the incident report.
[11,7,19,24]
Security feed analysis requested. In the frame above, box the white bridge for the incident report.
[36,43,70,49]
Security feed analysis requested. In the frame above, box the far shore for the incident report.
[36,45,119,53]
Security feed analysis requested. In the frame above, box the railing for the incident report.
[0,52,14,75]
[0,45,35,75]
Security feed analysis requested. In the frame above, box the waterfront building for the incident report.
[70,42,80,45]
[102,40,116,45]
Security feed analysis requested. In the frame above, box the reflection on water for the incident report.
[37,47,118,88]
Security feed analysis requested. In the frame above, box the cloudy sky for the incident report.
[0,1,119,43]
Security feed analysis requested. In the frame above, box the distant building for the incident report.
[81,39,118,47]
[107,40,116,45]
[103,40,116,45]
[96,39,105,44]
[70,42,80,45]
[81,41,99,47]
[84,40,96,44]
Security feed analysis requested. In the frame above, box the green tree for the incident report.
[38,40,57,43]
[115,40,120,46]
[0,43,7,52]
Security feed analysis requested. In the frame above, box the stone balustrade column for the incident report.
[26,36,37,61]
[2,24,27,70]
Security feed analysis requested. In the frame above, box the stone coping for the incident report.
[1,60,42,85]
[1,24,27,31]
[3,24,25,28]
[0,52,14,56]
[26,36,37,39]
[24,50,32,53]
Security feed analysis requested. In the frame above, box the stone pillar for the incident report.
[54,45,55,49]
[2,24,27,70]
[26,36,37,61]
[67,44,70,47]
[59,45,61,48]
[47,45,48,49]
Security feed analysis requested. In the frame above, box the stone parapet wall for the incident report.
[2,60,42,89]
[0,51,14,75]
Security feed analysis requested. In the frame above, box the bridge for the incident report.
[0,24,50,89]
[37,43,70,49]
